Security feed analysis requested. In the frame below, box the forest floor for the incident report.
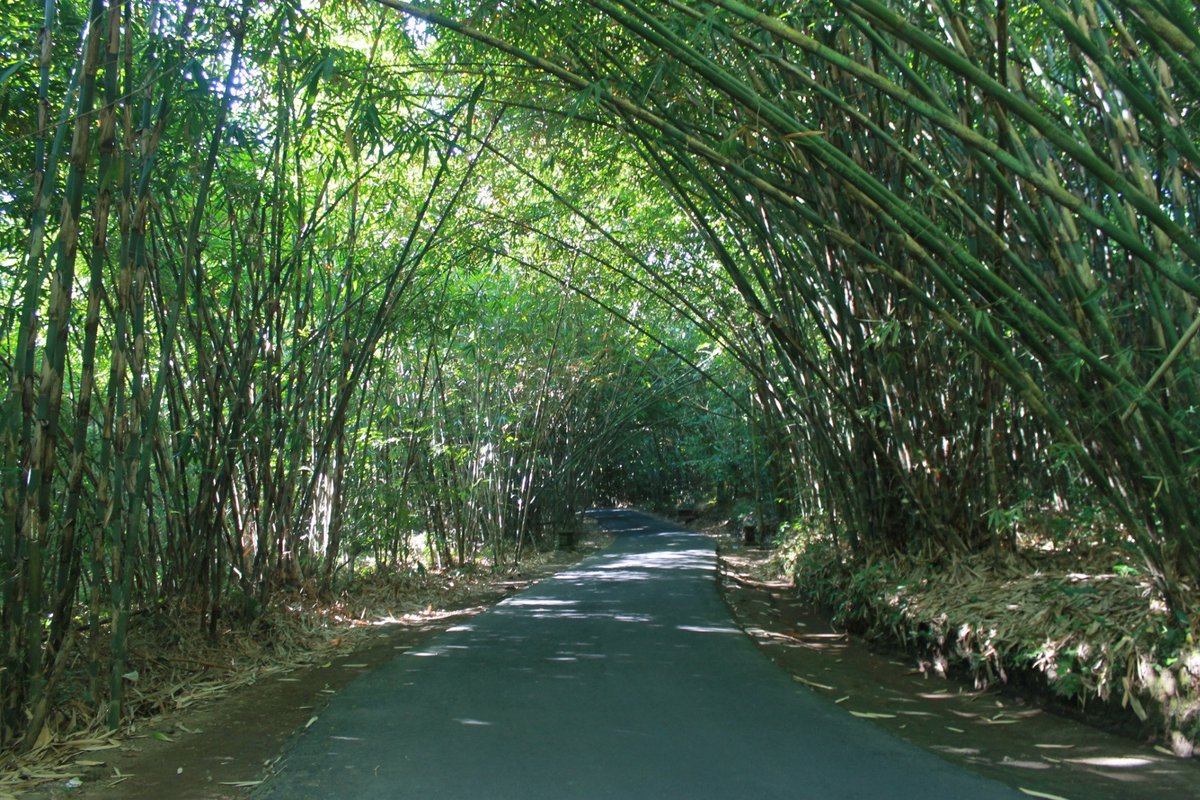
[8,518,1200,799]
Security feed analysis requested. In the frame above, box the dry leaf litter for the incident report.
[776,533,1200,756]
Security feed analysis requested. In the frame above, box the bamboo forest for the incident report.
[1,0,1199,789]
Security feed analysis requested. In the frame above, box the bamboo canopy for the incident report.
[0,0,1197,751]
[378,0,1200,593]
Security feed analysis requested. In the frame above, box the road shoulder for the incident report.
[717,542,1200,800]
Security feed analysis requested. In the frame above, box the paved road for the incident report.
[257,510,1020,798]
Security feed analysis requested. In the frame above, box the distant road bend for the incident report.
[258,509,1020,799]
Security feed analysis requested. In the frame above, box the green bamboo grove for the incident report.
[1,0,1197,750]
[382,0,1199,585]
[0,0,746,746]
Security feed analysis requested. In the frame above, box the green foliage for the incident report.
[405,0,1200,608]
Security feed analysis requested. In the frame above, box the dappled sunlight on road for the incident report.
[397,520,735,669]
[507,606,657,623]
[495,595,656,623]
[554,544,713,584]
[676,625,741,634]
[555,569,657,583]
[1063,756,1155,768]
[261,510,1039,800]
[502,598,578,606]
[598,549,712,571]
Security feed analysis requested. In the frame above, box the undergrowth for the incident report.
[772,520,1200,756]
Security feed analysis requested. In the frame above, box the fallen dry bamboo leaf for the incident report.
[792,675,835,691]
[1019,789,1071,800]
[849,711,897,719]
[1128,693,1148,721]
[65,736,118,745]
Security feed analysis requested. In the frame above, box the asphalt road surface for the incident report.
[257,509,1021,799]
